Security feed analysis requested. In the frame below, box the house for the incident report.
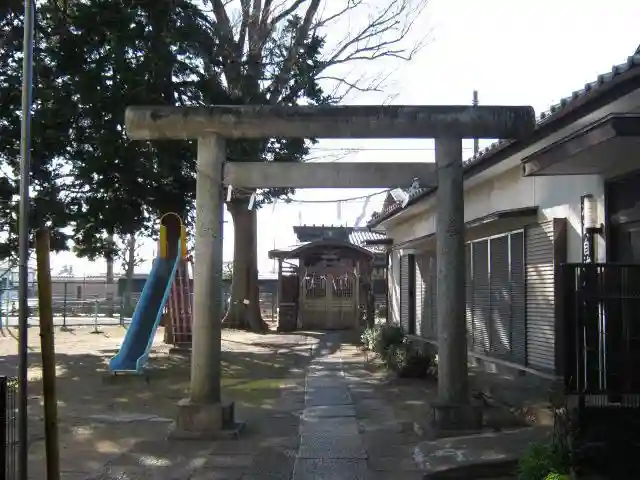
[368,47,640,382]
[269,225,389,331]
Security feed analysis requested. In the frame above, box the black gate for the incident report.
[0,376,17,479]
[560,263,640,476]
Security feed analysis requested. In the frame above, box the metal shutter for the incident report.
[472,240,490,353]
[429,252,438,340]
[510,232,526,364]
[399,254,410,332]
[525,221,556,371]
[465,243,473,349]
[415,256,424,337]
[420,252,437,340]
[489,235,511,357]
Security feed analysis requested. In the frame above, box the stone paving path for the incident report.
[291,333,424,480]
[292,333,368,479]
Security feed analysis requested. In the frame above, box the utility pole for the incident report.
[473,91,480,155]
[18,0,35,478]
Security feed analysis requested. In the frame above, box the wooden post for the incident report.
[35,229,60,480]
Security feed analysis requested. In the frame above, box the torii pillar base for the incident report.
[169,399,245,440]
[431,401,483,433]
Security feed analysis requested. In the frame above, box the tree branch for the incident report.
[267,0,321,103]
[209,0,244,93]
[314,0,429,98]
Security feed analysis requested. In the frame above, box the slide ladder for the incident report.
[166,258,193,347]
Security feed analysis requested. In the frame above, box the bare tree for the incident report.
[117,234,146,316]
[203,0,429,331]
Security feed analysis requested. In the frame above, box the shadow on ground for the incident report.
[0,328,314,479]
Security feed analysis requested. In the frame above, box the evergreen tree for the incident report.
[0,0,79,259]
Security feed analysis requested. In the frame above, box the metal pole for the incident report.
[62,282,68,330]
[0,377,7,479]
[93,300,100,334]
[18,1,35,478]
[472,91,479,156]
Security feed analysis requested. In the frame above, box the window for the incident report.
[467,231,526,363]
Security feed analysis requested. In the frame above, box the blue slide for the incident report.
[108,251,181,374]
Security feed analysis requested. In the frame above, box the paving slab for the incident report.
[305,386,352,406]
[306,376,346,388]
[298,429,367,459]
[413,426,552,477]
[300,416,360,436]
[292,458,369,480]
[303,404,356,419]
[307,363,343,371]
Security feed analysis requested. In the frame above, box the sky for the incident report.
[49,0,640,278]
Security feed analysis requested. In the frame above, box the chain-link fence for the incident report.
[0,277,142,328]
[0,275,277,328]
[0,376,17,480]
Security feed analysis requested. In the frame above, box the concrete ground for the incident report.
[0,327,546,479]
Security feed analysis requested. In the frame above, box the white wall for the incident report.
[385,165,607,317]
[386,165,605,263]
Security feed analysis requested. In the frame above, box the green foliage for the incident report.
[543,473,570,480]
[360,325,436,379]
[0,0,215,259]
[394,346,436,378]
[0,0,78,257]
[0,0,336,261]
[361,324,404,353]
[517,442,570,480]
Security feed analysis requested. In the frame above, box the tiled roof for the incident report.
[349,228,387,252]
[368,50,640,227]
[276,226,388,253]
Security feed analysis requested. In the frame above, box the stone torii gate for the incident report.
[125,105,535,437]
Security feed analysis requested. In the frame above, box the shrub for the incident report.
[543,473,570,480]
[360,324,404,355]
[517,442,570,480]
[361,326,436,379]
[396,348,436,378]
[360,326,378,351]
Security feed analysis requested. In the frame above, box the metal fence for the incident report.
[0,278,142,328]
[0,276,277,328]
[560,263,640,477]
[0,377,17,480]
[561,263,640,398]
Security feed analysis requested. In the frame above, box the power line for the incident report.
[309,146,477,152]
[279,189,390,204]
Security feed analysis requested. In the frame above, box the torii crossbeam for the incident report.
[125,104,535,437]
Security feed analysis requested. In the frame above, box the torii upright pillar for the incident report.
[125,105,535,437]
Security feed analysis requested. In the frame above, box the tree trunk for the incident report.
[123,234,136,318]
[106,233,115,318]
[223,199,268,332]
